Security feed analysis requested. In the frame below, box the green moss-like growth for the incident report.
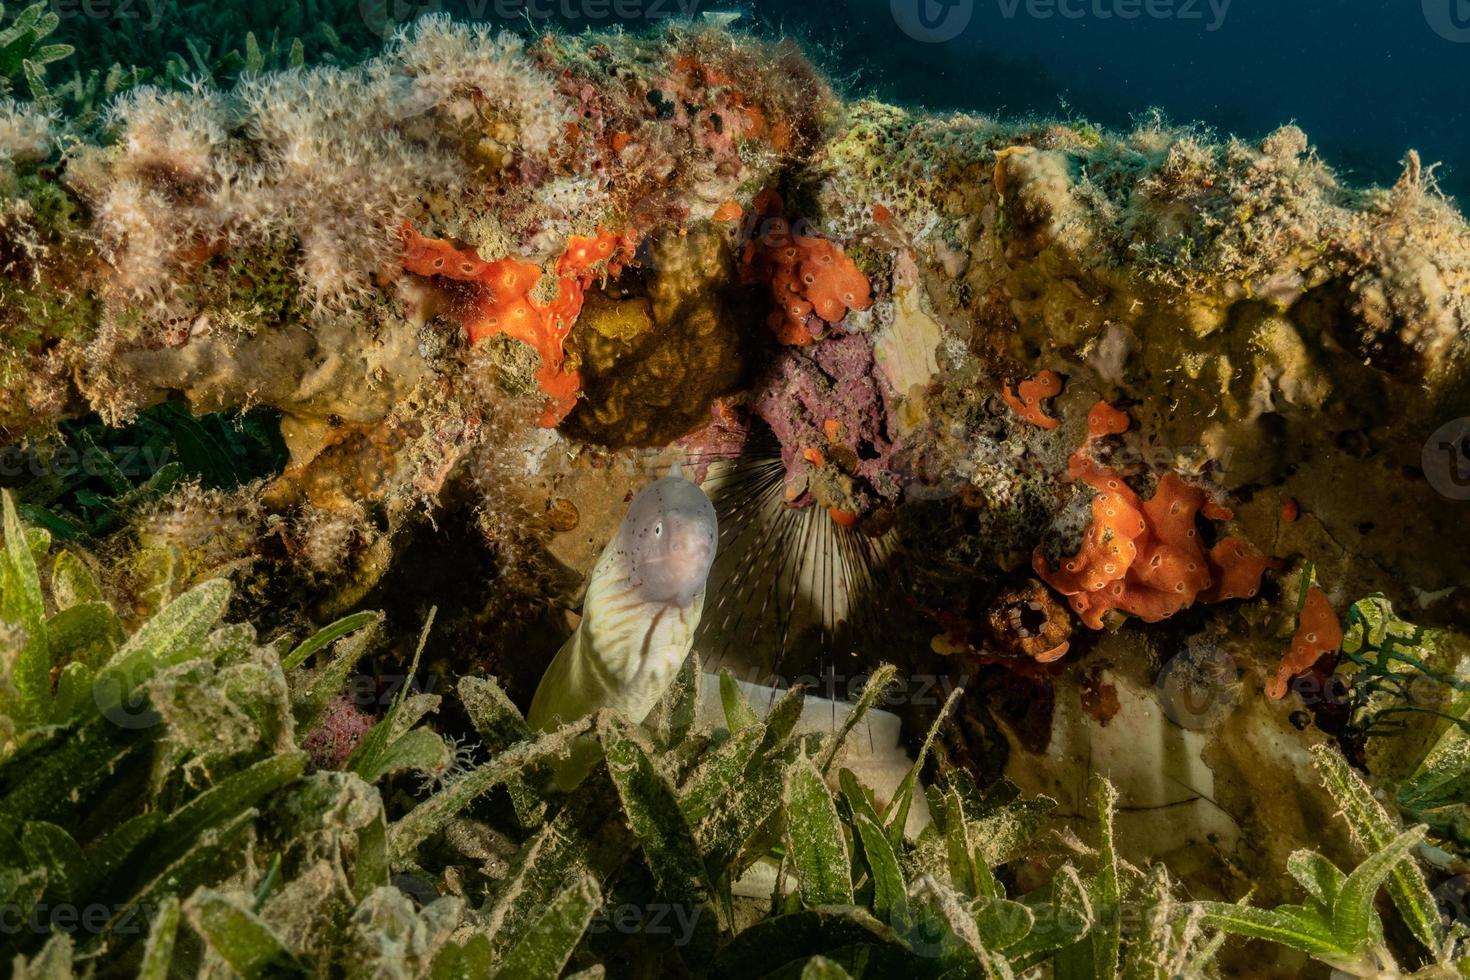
[48,0,376,89]
[1,527,1451,978]
[0,276,99,355]
[181,240,314,335]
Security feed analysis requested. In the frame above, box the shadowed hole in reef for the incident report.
[667,423,956,750]
[360,477,585,713]
[665,429,874,671]
[0,398,290,539]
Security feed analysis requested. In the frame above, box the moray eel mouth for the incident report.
[623,477,719,605]
[631,512,716,604]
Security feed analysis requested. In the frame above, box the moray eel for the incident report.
[528,477,717,783]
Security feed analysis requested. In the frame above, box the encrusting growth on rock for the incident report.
[1267,585,1344,700]
[1035,402,1280,629]
[742,190,872,345]
[1002,369,1064,429]
[0,15,1468,978]
[399,222,636,426]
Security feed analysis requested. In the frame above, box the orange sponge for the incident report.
[400,223,635,426]
[744,193,872,345]
[1087,401,1131,439]
[1002,370,1063,429]
[1035,401,1280,631]
[1266,586,1342,700]
[1199,537,1276,603]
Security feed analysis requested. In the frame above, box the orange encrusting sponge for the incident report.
[742,191,872,345]
[1034,401,1280,630]
[1266,586,1343,700]
[400,223,635,426]
[1002,370,1063,429]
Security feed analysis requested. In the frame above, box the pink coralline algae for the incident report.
[676,400,751,484]
[302,694,377,770]
[751,332,902,521]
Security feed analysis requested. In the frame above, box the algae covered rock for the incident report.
[564,223,751,448]
[2,13,1470,979]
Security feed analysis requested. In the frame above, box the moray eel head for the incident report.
[621,477,717,605]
